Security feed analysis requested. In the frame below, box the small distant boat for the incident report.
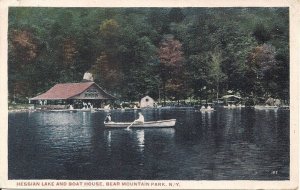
[48,109,71,112]
[199,105,215,112]
[96,108,111,112]
[121,107,141,111]
[254,105,278,110]
[279,105,289,110]
[104,119,176,129]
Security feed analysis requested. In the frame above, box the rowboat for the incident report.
[254,105,278,110]
[200,107,215,112]
[199,105,215,112]
[104,119,176,128]
[279,105,289,110]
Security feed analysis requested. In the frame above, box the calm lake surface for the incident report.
[8,108,289,180]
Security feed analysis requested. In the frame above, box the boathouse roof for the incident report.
[222,95,241,99]
[30,82,115,100]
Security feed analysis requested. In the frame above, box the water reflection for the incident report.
[33,111,83,126]
[103,128,175,156]
[200,111,213,129]
[136,130,145,152]
[83,112,86,125]
[105,130,112,151]
[8,108,289,180]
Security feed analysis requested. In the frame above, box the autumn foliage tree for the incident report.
[9,29,40,102]
[11,30,39,64]
[246,44,277,98]
[158,35,185,104]
[8,8,289,104]
[62,38,77,66]
[90,52,122,93]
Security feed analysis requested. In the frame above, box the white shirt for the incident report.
[136,114,144,123]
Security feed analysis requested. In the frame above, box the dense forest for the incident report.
[8,8,289,104]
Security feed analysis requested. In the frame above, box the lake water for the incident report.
[8,108,289,180]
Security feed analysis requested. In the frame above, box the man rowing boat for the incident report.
[134,112,144,124]
[126,112,144,130]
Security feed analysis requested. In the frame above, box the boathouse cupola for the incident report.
[83,72,94,82]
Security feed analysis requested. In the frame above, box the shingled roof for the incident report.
[30,82,115,100]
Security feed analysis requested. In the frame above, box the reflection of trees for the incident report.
[242,109,255,143]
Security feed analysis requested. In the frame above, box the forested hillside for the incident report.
[8,8,289,103]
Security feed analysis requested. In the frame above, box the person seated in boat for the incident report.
[134,112,144,124]
[104,113,112,123]
[200,105,205,110]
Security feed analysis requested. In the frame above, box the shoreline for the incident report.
[8,103,34,113]
[8,109,32,113]
[8,105,290,113]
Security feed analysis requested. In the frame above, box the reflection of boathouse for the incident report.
[30,81,115,109]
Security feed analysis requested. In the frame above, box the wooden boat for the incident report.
[200,107,215,112]
[254,105,278,110]
[279,105,289,110]
[96,108,111,111]
[199,105,215,112]
[104,119,176,128]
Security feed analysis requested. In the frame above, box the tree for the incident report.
[100,19,120,39]
[246,44,277,98]
[7,7,289,104]
[158,35,185,104]
[253,23,271,44]
[186,54,210,100]
[90,52,122,94]
[168,8,185,23]
[147,9,170,37]
[209,50,227,100]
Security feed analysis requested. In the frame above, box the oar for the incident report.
[126,120,135,130]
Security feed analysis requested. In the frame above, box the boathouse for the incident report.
[30,81,115,109]
[140,96,155,108]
